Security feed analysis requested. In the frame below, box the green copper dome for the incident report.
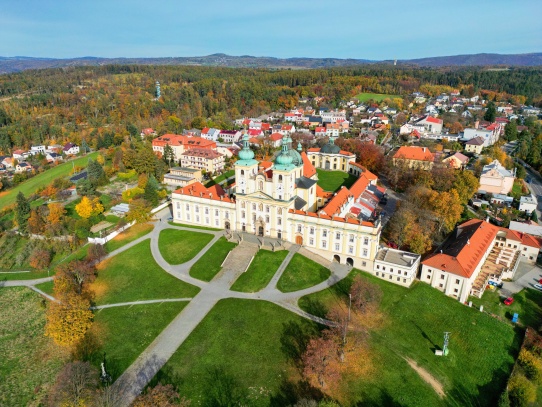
[274,135,302,169]
[320,138,341,154]
[238,134,255,161]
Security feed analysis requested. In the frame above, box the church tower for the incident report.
[235,134,259,195]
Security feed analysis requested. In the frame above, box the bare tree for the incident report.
[48,361,98,407]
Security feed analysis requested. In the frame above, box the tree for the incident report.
[40,184,59,200]
[144,179,159,206]
[449,122,463,134]
[532,211,538,222]
[350,276,382,313]
[45,292,94,347]
[76,196,94,219]
[484,102,497,122]
[76,178,95,196]
[29,248,51,269]
[302,334,340,389]
[428,189,463,233]
[505,120,518,141]
[48,361,98,407]
[87,244,106,263]
[87,159,107,187]
[91,197,104,216]
[132,384,191,407]
[55,260,96,297]
[163,143,175,166]
[15,191,31,233]
[47,202,66,226]
[191,116,207,129]
[126,198,152,223]
[452,170,479,204]
[28,209,45,234]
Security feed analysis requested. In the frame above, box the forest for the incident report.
[0,64,541,154]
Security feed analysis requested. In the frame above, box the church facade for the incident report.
[171,135,383,269]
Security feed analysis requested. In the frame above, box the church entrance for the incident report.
[333,255,341,263]
[225,221,230,231]
[277,231,282,239]
[346,257,354,267]
[242,225,246,232]
[325,160,330,170]
[295,235,303,245]
[258,226,264,236]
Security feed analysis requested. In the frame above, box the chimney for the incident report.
[422,147,426,152]
[467,239,470,246]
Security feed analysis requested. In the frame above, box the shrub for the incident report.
[508,374,536,407]
[117,169,137,180]
[518,348,542,383]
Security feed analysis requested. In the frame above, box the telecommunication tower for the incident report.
[443,332,451,356]
[155,81,161,99]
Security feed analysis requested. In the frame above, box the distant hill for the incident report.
[0,52,541,73]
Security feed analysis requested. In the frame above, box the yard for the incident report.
[158,229,214,265]
[276,253,330,293]
[189,237,237,281]
[168,221,222,231]
[231,250,288,292]
[0,288,68,407]
[0,152,99,209]
[90,302,188,380]
[316,169,358,192]
[91,240,200,305]
[205,169,235,187]
[153,299,320,407]
[104,222,154,253]
[299,270,520,406]
[355,92,401,102]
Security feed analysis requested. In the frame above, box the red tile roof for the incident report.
[182,148,222,159]
[261,123,271,130]
[393,146,434,162]
[174,182,234,202]
[315,127,326,132]
[152,134,216,150]
[350,175,369,199]
[424,116,443,124]
[269,133,283,141]
[301,152,316,178]
[308,147,320,152]
[320,187,353,216]
[316,185,333,199]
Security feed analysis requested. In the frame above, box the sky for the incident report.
[1,0,541,60]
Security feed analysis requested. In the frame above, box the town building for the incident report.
[464,136,485,154]
[393,146,434,170]
[63,143,80,155]
[171,134,383,269]
[180,148,225,174]
[373,247,421,287]
[519,195,538,215]
[163,167,202,188]
[420,219,541,303]
[152,134,217,161]
[479,160,515,194]
[307,139,356,171]
[442,152,469,169]
[414,115,443,134]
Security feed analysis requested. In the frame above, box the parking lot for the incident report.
[502,261,542,296]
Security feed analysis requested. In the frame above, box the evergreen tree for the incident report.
[484,102,496,122]
[15,192,31,233]
[81,138,90,153]
[532,211,538,222]
[505,120,518,141]
[87,159,107,187]
[163,144,175,167]
[126,123,139,139]
[76,179,95,196]
[144,179,159,206]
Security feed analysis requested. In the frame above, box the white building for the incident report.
[320,110,346,123]
[373,247,421,287]
[519,195,538,215]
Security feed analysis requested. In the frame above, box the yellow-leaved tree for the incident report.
[91,197,104,216]
[45,292,93,348]
[75,196,93,219]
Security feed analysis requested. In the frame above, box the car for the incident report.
[539,278,542,285]
[504,297,514,306]
[534,284,542,291]
[167,216,173,221]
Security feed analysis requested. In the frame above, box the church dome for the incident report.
[238,134,255,161]
[320,138,341,154]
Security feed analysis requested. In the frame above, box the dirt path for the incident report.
[404,357,445,398]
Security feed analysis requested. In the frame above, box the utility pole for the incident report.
[443,332,450,356]
[343,294,352,345]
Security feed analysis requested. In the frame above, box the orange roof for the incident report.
[394,146,434,162]
[316,185,333,199]
[320,187,353,216]
[182,148,222,159]
[424,116,443,124]
[288,209,374,227]
[520,233,542,248]
[301,152,316,178]
[339,150,355,156]
[259,161,273,170]
[349,175,369,199]
[269,133,283,141]
[174,182,233,203]
[315,127,326,132]
[422,219,499,278]
[308,147,320,152]
[152,134,216,150]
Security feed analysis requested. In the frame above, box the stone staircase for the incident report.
[213,241,259,286]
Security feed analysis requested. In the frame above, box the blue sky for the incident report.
[1,0,541,60]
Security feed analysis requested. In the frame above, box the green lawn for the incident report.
[299,270,520,406]
[51,244,89,267]
[355,92,401,102]
[90,302,187,380]
[205,169,235,187]
[104,223,154,253]
[277,253,331,293]
[189,237,236,281]
[468,287,542,329]
[0,152,99,209]
[158,229,214,265]
[0,270,51,281]
[316,169,358,192]
[154,299,320,407]
[231,250,288,292]
[0,288,67,407]
[168,221,222,231]
[34,281,55,296]
[91,240,200,305]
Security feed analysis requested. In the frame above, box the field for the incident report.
[316,169,358,192]
[91,240,200,305]
[277,253,330,293]
[0,152,99,209]
[90,302,187,380]
[158,229,214,265]
[231,250,288,292]
[299,270,520,406]
[189,237,237,281]
[154,299,320,406]
[0,288,68,407]
[104,222,154,253]
[355,92,401,102]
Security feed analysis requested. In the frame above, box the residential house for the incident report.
[315,127,326,137]
[372,247,421,287]
[30,145,46,155]
[415,115,443,134]
[479,160,515,194]
[320,110,346,123]
[140,128,156,138]
[277,124,295,136]
[392,146,434,170]
[519,195,538,215]
[218,130,242,143]
[2,156,14,168]
[15,162,32,173]
[442,152,469,169]
[152,134,217,161]
[201,128,221,141]
[46,144,63,154]
[46,152,63,163]
[420,219,541,302]
[63,143,80,155]
[163,167,202,188]
[180,148,225,174]
[12,149,25,160]
[269,133,284,148]
[464,136,485,154]
[463,127,500,147]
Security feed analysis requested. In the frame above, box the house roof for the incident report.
[320,187,353,216]
[444,152,469,164]
[269,133,283,141]
[393,146,434,162]
[174,182,233,203]
[422,219,499,278]
[152,134,217,149]
[182,148,222,159]
[301,152,317,178]
[465,136,485,146]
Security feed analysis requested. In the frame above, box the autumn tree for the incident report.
[91,197,104,216]
[428,189,463,233]
[87,243,106,263]
[48,361,98,406]
[45,292,94,347]
[302,334,340,389]
[55,260,96,297]
[452,170,479,204]
[15,191,30,233]
[76,196,94,219]
[47,202,66,226]
[40,184,59,200]
[449,121,463,134]
[29,247,51,269]
[126,198,152,223]
[28,209,45,234]
[350,276,382,313]
[132,384,191,407]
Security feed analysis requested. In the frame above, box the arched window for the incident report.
[241,170,244,176]
[278,175,283,182]
[259,181,263,191]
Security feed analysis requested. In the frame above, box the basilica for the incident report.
[171,134,383,269]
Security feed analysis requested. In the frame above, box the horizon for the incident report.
[1,0,541,60]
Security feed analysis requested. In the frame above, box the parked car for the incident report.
[504,297,514,306]
[534,283,542,291]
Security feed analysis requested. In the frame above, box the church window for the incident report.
[242,211,245,219]
[323,230,328,238]
[259,203,263,211]
[241,170,245,176]
[266,205,270,213]
[297,225,302,233]
[259,181,263,191]
[279,175,283,181]
[349,234,354,243]
[252,203,256,210]
[278,218,282,225]
[364,237,369,245]
[266,216,269,223]
[336,232,341,240]
[310,227,314,235]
